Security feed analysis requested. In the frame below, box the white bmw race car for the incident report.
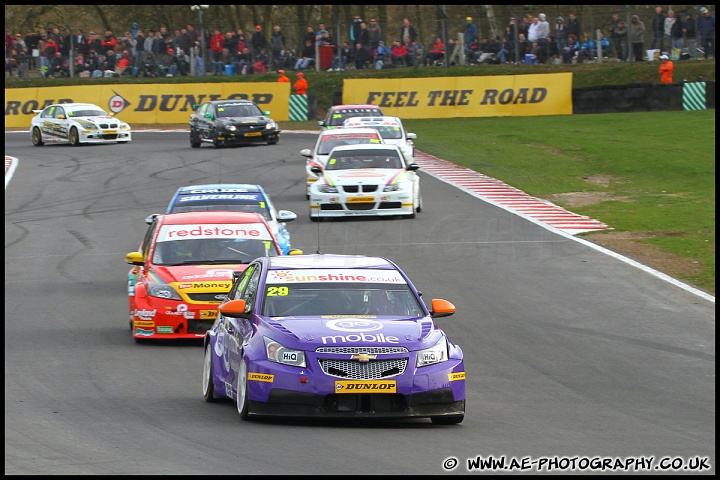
[30,102,132,146]
[309,143,422,220]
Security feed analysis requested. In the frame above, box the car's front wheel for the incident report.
[190,127,201,148]
[202,343,217,402]
[31,127,44,146]
[236,358,251,420]
[69,127,81,146]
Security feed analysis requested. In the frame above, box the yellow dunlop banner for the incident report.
[4,82,292,128]
[342,72,573,118]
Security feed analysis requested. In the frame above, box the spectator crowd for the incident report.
[5,7,715,79]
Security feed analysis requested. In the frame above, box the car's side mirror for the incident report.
[56,115,65,120]
[218,299,250,318]
[144,213,160,225]
[407,132,417,140]
[300,148,312,158]
[406,163,420,172]
[430,298,455,318]
[318,120,325,126]
[204,112,213,119]
[263,110,271,116]
[126,251,144,266]
[288,248,304,255]
[277,210,297,222]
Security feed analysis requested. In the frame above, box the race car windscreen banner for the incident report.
[342,72,573,118]
[4,83,292,127]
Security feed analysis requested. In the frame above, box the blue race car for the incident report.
[151,184,297,255]
[202,254,465,424]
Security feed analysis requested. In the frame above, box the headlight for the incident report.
[82,123,99,130]
[265,121,278,130]
[264,337,306,367]
[147,282,182,300]
[383,183,403,192]
[317,185,338,193]
[416,337,448,367]
[226,125,237,132]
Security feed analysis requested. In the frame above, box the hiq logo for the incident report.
[325,318,383,333]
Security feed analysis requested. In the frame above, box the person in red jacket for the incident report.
[391,39,408,65]
[101,30,117,52]
[658,53,673,84]
[209,29,224,75]
[424,36,445,66]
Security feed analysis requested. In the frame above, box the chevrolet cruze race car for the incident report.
[309,144,422,220]
[202,253,465,424]
[300,127,383,199]
[189,99,280,148]
[154,184,298,255]
[125,211,297,342]
[30,102,132,146]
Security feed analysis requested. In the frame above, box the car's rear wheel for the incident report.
[236,358,251,420]
[431,414,464,425]
[31,127,44,146]
[202,343,217,402]
[69,127,80,146]
[190,127,201,148]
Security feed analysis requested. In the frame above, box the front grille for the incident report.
[233,124,264,134]
[319,358,407,379]
[316,346,408,354]
[188,319,214,334]
[346,202,376,210]
[320,204,344,211]
[342,185,379,193]
[98,123,119,129]
[186,292,225,302]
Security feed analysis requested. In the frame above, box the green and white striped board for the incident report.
[682,82,706,111]
[289,94,308,121]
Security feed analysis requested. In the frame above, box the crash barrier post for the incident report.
[289,94,308,121]
[683,82,707,111]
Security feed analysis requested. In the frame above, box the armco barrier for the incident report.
[572,81,715,114]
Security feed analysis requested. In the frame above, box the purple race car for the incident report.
[202,254,465,424]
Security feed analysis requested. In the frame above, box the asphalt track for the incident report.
[4,130,715,475]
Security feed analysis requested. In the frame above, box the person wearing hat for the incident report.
[251,24,267,58]
[292,71,308,95]
[698,7,715,60]
[464,16,478,63]
[658,53,674,83]
[373,39,390,69]
[277,69,290,83]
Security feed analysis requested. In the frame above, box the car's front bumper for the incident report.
[214,129,280,144]
[310,191,415,218]
[242,357,465,419]
[131,297,219,340]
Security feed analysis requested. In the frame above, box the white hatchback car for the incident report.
[300,127,383,199]
[309,144,422,221]
[342,116,416,160]
[30,102,132,146]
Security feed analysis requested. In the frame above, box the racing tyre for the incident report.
[69,127,81,146]
[267,136,278,145]
[431,414,464,425]
[236,358,251,420]
[309,212,322,222]
[202,343,217,402]
[31,127,44,146]
[190,127,201,148]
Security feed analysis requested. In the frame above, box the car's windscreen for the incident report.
[216,104,262,118]
[325,149,403,170]
[69,109,108,117]
[317,134,381,155]
[262,283,423,317]
[153,238,279,265]
[328,109,384,126]
[169,200,272,221]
